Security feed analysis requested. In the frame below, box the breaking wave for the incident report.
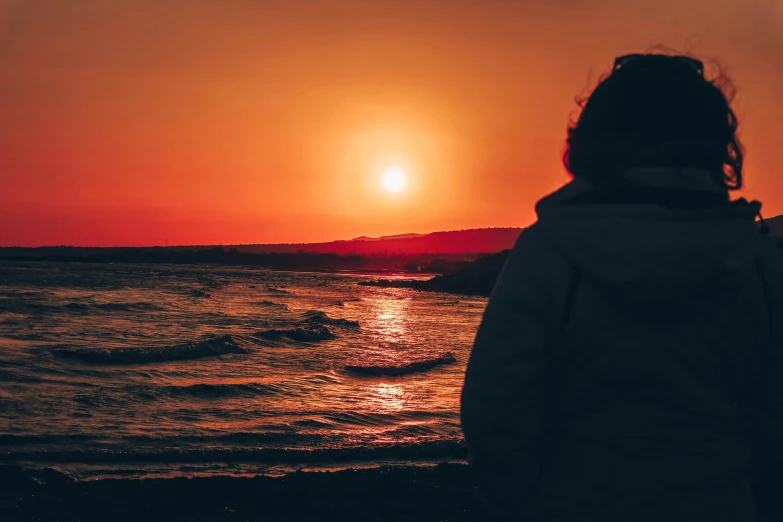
[0,301,163,314]
[257,301,290,311]
[252,310,359,344]
[301,310,359,328]
[344,353,457,377]
[52,335,247,365]
[255,325,336,343]
[145,382,282,400]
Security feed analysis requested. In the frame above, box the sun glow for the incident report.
[380,167,408,193]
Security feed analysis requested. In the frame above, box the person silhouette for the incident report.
[461,53,783,522]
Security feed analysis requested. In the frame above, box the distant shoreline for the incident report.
[4,260,442,277]
[0,256,444,277]
[0,248,489,277]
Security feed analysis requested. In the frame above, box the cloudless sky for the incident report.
[1,0,782,246]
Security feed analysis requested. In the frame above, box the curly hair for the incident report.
[563,53,744,191]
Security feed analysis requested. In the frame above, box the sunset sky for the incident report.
[1,0,782,246]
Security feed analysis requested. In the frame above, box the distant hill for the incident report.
[0,228,523,259]
[350,233,424,242]
[233,228,522,256]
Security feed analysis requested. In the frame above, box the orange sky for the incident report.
[1,0,782,246]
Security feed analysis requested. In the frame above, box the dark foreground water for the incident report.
[0,262,486,479]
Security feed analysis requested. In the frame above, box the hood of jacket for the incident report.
[534,167,764,301]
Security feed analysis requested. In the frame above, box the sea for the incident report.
[0,261,486,480]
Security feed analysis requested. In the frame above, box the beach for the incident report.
[1,463,482,522]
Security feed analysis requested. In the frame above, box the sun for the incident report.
[381,167,408,193]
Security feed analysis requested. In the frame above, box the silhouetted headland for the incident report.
[359,250,510,296]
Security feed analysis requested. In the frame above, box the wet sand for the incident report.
[1,463,483,521]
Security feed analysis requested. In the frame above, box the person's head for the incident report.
[563,53,743,192]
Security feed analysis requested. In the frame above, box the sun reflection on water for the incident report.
[363,383,406,413]
[366,293,410,344]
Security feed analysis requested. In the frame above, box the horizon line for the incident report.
[0,226,525,250]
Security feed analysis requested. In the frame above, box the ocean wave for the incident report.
[255,325,336,343]
[0,440,466,464]
[93,302,164,312]
[300,310,359,328]
[0,431,318,448]
[52,335,247,365]
[0,301,163,314]
[152,382,281,400]
[0,369,99,387]
[68,302,163,312]
[344,353,457,377]
[197,277,223,290]
[257,301,290,311]
[0,434,96,446]
[191,289,212,298]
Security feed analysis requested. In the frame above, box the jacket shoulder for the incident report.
[491,223,573,311]
[506,222,569,274]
